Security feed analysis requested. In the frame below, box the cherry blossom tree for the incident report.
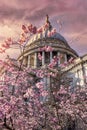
[0,23,87,130]
[0,59,87,130]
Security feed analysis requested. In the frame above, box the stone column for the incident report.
[23,57,27,66]
[77,70,80,86]
[57,52,60,66]
[81,64,87,86]
[34,52,37,68]
[27,55,30,67]
[42,51,45,66]
[65,54,67,62]
[50,51,52,63]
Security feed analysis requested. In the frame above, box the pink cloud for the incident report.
[0,0,87,59]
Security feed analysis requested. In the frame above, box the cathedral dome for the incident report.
[51,33,67,44]
[18,15,78,68]
[26,15,70,48]
[27,31,70,48]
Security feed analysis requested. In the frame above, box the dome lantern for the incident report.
[45,14,52,31]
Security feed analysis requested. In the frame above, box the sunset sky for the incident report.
[0,0,87,60]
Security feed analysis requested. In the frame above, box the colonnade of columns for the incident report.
[27,51,68,68]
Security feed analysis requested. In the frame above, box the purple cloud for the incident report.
[0,0,87,58]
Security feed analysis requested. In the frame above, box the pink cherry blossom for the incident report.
[37,27,43,33]
[0,23,87,130]
[38,53,42,60]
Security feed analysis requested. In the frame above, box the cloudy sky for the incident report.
[0,0,87,59]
